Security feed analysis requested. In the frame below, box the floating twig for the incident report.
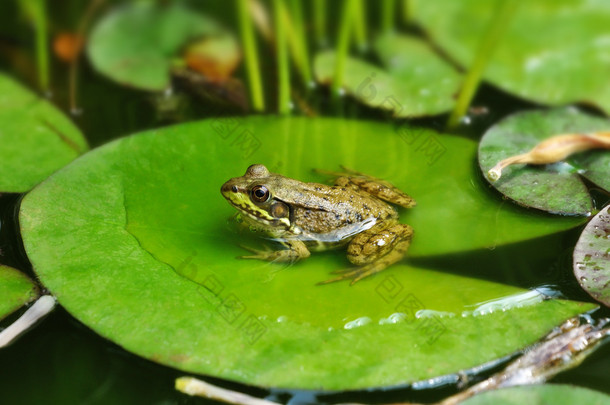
[435,317,610,405]
[0,295,56,348]
[175,377,280,405]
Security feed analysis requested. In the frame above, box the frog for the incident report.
[220,164,415,285]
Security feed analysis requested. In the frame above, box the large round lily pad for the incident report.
[20,117,594,389]
[0,75,87,192]
[411,0,610,114]
[0,265,38,321]
[574,205,610,307]
[479,108,609,215]
[87,2,233,91]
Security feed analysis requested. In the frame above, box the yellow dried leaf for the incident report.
[488,131,610,181]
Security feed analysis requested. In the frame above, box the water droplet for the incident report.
[344,316,372,329]
[379,312,407,325]
[276,315,288,323]
[579,276,588,283]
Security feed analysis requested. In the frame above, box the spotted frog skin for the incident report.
[220,164,415,284]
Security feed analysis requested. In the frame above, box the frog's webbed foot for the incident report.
[237,240,310,263]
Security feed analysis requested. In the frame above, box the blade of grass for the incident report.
[69,0,105,115]
[402,0,410,23]
[331,0,358,99]
[238,0,265,111]
[19,0,50,93]
[273,0,291,114]
[446,0,518,129]
[313,0,327,47]
[284,0,312,85]
[352,0,367,52]
[381,0,396,33]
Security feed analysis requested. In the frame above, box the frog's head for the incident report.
[221,164,291,230]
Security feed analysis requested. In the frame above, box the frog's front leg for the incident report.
[239,239,310,263]
[319,221,413,285]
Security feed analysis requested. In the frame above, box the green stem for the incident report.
[70,0,105,114]
[447,0,518,129]
[331,0,357,99]
[237,0,265,111]
[352,0,367,51]
[284,0,312,85]
[381,0,396,33]
[33,0,49,94]
[313,0,327,47]
[274,0,290,114]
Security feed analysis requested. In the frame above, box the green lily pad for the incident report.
[20,117,594,389]
[314,33,461,117]
[574,205,610,306]
[0,265,38,321]
[570,149,610,193]
[410,0,610,114]
[479,108,610,215]
[87,2,233,91]
[0,75,88,192]
[462,384,610,405]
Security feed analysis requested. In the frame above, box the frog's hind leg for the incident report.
[318,222,413,285]
[315,168,415,208]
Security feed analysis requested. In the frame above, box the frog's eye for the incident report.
[251,185,270,202]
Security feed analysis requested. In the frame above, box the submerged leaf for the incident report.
[479,108,610,215]
[314,34,461,117]
[0,265,38,321]
[0,74,88,192]
[20,117,594,389]
[574,205,610,307]
[411,0,610,114]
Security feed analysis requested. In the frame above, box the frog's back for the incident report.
[287,181,397,245]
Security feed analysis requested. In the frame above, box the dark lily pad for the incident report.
[574,205,610,306]
[87,2,235,91]
[479,108,610,215]
[0,265,38,321]
[569,149,610,193]
[462,384,610,405]
[314,33,461,117]
[411,0,610,114]
[0,74,88,192]
[19,117,594,389]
